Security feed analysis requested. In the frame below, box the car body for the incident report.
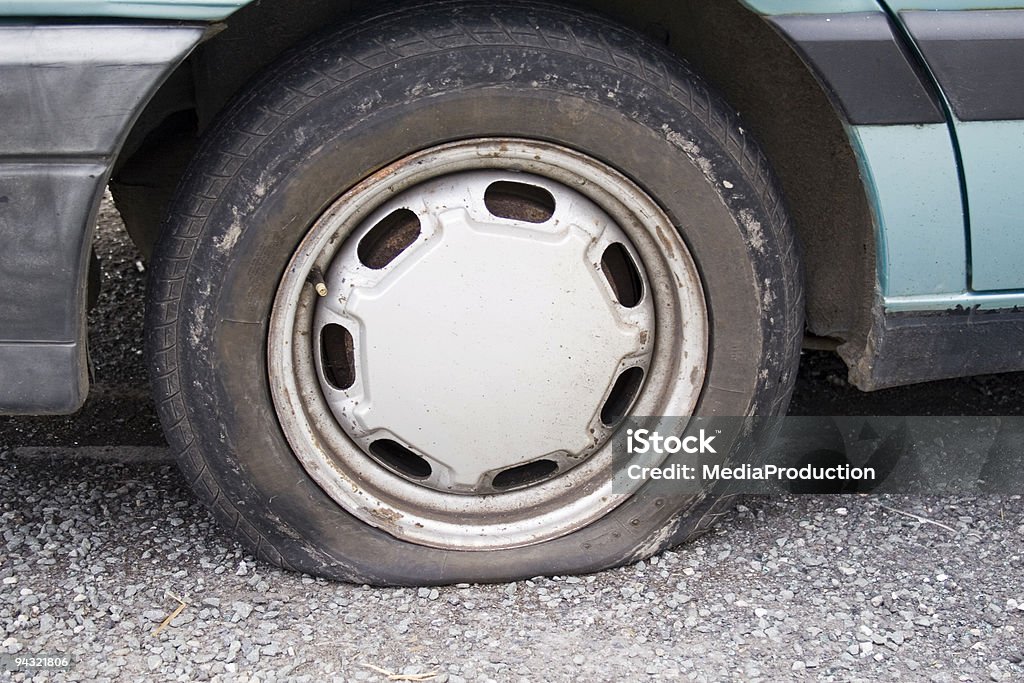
[2,0,1022,414]
[1,0,1022,583]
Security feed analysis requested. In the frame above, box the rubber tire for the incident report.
[148,0,803,585]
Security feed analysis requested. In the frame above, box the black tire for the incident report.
[147,1,803,585]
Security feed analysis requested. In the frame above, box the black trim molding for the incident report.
[769,12,945,125]
[901,10,1024,122]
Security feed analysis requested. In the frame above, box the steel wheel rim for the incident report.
[268,139,708,550]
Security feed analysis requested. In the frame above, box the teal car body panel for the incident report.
[848,125,966,299]
[744,0,881,13]
[0,0,246,20]
[745,0,1024,14]
[892,9,1024,294]
[954,120,1024,292]
[886,0,1024,9]
[744,0,1024,311]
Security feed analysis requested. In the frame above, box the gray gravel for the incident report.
[1,199,1023,682]
[1,449,1022,682]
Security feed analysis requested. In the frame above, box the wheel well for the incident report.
[112,0,874,347]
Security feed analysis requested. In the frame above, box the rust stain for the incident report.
[653,224,677,261]
[369,506,403,523]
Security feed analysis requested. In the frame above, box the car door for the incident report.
[884,1,1024,292]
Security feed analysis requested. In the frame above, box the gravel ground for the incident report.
[0,200,1022,682]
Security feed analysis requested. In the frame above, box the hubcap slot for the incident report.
[357,208,421,269]
[369,439,432,480]
[483,180,556,223]
[600,366,646,427]
[601,242,644,308]
[320,323,356,390]
[492,459,560,490]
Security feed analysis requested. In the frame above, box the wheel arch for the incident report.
[113,0,875,350]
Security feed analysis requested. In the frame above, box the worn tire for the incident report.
[147,1,803,585]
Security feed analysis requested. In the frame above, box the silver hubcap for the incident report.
[316,170,654,494]
[269,139,708,550]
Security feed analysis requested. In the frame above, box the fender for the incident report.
[0,25,206,412]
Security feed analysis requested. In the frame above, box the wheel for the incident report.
[148,0,802,585]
